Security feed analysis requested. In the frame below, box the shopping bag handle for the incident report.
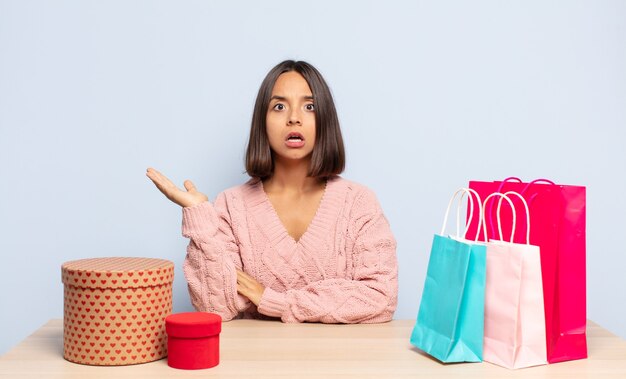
[523,178,556,204]
[482,193,516,243]
[522,178,555,194]
[498,191,531,244]
[441,188,483,242]
[486,177,522,237]
[523,178,555,187]
[455,189,480,239]
[487,177,555,237]
[498,177,523,187]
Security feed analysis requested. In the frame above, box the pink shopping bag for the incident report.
[467,178,587,363]
[481,192,547,369]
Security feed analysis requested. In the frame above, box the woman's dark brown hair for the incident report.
[245,60,345,180]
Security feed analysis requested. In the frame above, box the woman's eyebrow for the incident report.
[270,95,314,101]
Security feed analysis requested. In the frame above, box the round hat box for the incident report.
[61,257,174,365]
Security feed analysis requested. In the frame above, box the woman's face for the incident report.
[266,71,316,163]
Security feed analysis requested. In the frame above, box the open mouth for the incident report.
[285,132,305,148]
[286,132,304,142]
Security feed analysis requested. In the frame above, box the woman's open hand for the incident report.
[146,168,208,208]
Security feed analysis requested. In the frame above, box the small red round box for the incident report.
[165,312,222,370]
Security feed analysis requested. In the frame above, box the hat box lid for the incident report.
[62,257,174,289]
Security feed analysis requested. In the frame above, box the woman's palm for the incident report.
[146,168,208,208]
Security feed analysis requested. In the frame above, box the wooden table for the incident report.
[1,319,625,378]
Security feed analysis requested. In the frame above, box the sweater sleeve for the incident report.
[256,189,398,324]
[181,193,251,320]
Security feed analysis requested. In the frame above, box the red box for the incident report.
[61,257,174,365]
[166,312,222,369]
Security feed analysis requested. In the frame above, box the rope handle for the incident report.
[498,191,531,244]
[482,193,516,242]
[487,177,555,236]
[441,188,483,242]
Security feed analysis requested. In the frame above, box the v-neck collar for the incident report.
[246,176,340,249]
[260,179,330,245]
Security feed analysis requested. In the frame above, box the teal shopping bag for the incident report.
[410,188,487,363]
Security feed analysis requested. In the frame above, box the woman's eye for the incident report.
[305,104,315,111]
[273,103,285,111]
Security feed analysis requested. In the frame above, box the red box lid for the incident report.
[166,312,222,338]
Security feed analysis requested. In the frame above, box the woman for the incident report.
[147,60,398,323]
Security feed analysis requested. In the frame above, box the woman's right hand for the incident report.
[146,168,209,208]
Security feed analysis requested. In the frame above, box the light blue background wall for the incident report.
[1,1,625,355]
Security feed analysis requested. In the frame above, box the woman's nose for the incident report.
[287,109,302,125]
